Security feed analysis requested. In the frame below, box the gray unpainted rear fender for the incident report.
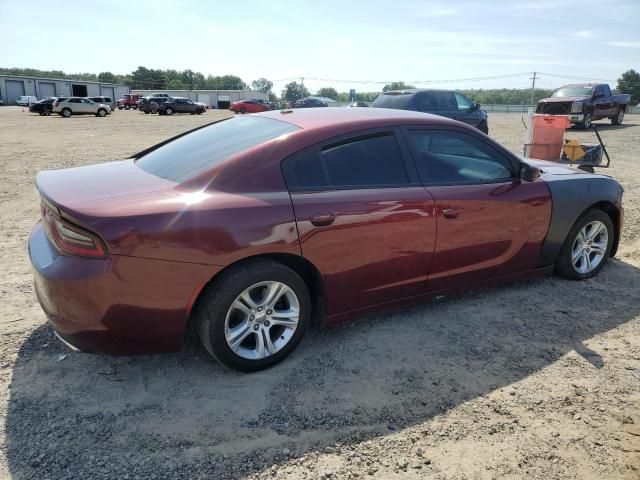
[539,175,623,265]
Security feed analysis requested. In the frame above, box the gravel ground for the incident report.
[0,107,638,480]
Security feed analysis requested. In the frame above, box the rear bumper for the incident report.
[29,221,220,355]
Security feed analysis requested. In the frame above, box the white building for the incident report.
[131,89,268,109]
[0,75,130,104]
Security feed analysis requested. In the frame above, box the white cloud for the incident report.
[608,41,640,48]
[573,30,593,38]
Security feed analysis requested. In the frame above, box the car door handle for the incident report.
[442,208,459,219]
[309,213,335,227]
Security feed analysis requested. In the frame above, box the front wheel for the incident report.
[124,105,130,110]
[165,107,174,115]
[96,108,107,117]
[579,112,592,129]
[611,108,624,126]
[195,259,311,372]
[477,120,488,135]
[555,209,614,280]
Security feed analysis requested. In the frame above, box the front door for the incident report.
[404,127,552,291]
[453,92,480,127]
[283,130,437,316]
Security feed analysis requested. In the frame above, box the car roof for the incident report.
[382,89,461,95]
[559,83,598,88]
[254,106,457,130]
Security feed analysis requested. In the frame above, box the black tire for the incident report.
[97,108,107,117]
[477,120,489,135]
[555,209,614,280]
[44,108,51,116]
[124,105,131,110]
[38,112,44,116]
[195,259,311,372]
[61,108,72,118]
[165,107,174,115]
[118,106,123,110]
[240,107,247,114]
[579,111,592,129]
[611,108,624,126]
[144,110,150,114]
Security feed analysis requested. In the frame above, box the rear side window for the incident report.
[371,93,413,110]
[283,133,408,191]
[409,130,513,184]
[136,116,299,182]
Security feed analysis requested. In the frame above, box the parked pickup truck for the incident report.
[116,94,143,110]
[536,83,630,129]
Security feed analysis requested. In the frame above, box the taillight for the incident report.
[42,200,106,258]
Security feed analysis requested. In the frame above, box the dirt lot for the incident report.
[0,107,638,480]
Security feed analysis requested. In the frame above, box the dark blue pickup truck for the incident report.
[537,83,630,129]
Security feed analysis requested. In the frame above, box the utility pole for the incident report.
[529,72,538,106]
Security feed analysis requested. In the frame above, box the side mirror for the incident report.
[475,102,481,110]
[520,163,540,182]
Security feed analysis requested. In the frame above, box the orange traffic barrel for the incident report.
[524,114,571,160]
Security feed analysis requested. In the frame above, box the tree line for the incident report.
[2,67,638,104]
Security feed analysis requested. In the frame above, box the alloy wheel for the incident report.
[571,220,608,274]
[224,281,300,360]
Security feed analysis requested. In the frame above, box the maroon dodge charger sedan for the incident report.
[29,108,623,371]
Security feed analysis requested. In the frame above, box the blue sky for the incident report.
[1,0,638,93]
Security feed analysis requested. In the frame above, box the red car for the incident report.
[229,99,271,114]
[29,108,623,371]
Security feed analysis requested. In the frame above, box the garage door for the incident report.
[217,94,230,109]
[5,80,25,104]
[198,93,210,107]
[39,82,56,99]
[100,86,115,99]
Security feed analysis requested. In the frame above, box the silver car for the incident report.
[87,96,116,111]
[52,97,112,118]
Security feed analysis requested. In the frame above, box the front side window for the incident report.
[409,130,513,184]
[283,133,408,191]
[454,92,475,111]
[136,116,299,182]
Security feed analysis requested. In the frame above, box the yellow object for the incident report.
[562,139,585,162]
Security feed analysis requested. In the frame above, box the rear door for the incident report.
[416,91,459,121]
[283,129,437,316]
[403,127,552,291]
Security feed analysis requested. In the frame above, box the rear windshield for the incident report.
[371,93,413,109]
[136,116,300,182]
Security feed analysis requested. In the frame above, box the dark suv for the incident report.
[157,97,206,115]
[372,90,488,134]
[138,96,173,114]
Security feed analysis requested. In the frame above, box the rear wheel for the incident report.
[61,108,72,118]
[195,259,311,372]
[555,209,613,280]
[611,108,624,126]
[124,104,130,110]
